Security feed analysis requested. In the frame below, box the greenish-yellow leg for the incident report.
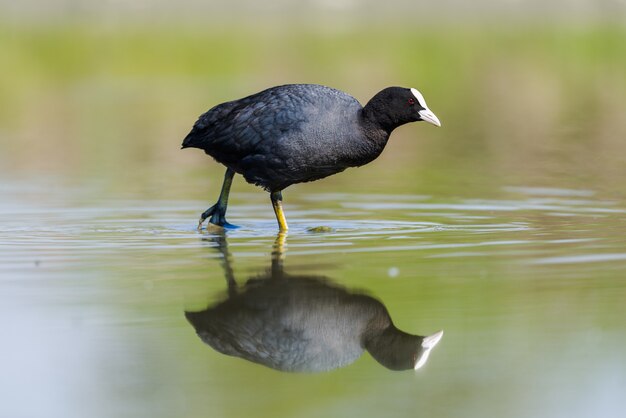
[270,191,288,232]
[198,168,236,230]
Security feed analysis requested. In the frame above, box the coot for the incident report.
[182,84,441,231]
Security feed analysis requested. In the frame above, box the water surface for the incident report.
[1,181,625,418]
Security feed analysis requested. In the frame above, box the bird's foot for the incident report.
[197,204,217,230]
[215,221,239,229]
[197,204,238,230]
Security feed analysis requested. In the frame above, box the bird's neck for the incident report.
[363,325,421,371]
[356,108,391,152]
[361,98,402,135]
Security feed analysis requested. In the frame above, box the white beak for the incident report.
[414,330,444,370]
[418,108,441,127]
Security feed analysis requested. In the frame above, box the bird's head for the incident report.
[365,328,444,371]
[364,87,441,132]
[407,87,441,127]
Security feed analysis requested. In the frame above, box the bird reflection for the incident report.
[185,233,443,373]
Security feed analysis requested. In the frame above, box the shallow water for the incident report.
[1,180,625,418]
[2,18,626,417]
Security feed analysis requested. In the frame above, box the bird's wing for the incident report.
[181,87,310,162]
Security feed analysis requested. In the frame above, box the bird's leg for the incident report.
[198,168,237,230]
[270,191,289,232]
[213,233,238,297]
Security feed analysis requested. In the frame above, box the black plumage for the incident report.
[182,84,441,230]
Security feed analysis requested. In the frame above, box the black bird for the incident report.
[185,234,443,372]
[182,84,441,231]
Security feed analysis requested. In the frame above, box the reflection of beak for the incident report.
[414,330,444,370]
[418,108,441,127]
[422,330,444,348]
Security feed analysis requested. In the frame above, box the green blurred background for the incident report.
[1,1,625,200]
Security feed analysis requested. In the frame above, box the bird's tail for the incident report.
[181,128,201,149]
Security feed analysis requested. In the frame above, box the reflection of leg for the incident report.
[271,232,287,278]
[210,232,238,297]
[270,191,288,232]
[198,168,236,230]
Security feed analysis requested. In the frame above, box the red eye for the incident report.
[408,98,415,105]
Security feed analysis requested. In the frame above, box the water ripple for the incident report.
[1,190,625,267]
